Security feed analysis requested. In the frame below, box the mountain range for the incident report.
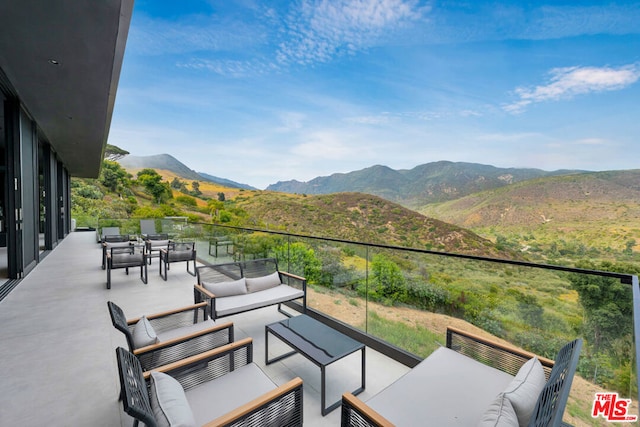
[116,152,640,253]
[266,161,584,207]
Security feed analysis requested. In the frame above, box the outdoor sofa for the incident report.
[341,326,582,427]
[116,337,303,426]
[193,258,307,320]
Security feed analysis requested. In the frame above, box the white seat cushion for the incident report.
[185,363,276,425]
[366,346,514,426]
[214,285,304,318]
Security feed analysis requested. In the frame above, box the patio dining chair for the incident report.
[139,219,157,238]
[108,301,234,371]
[97,226,121,243]
[159,241,197,281]
[101,234,131,269]
[106,244,147,289]
[144,233,169,265]
[116,338,303,427]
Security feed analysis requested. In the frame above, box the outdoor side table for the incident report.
[265,314,365,415]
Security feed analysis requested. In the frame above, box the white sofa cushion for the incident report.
[477,393,519,426]
[503,357,546,427]
[149,371,196,427]
[132,316,159,349]
[245,272,281,293]
[214,285,304,318]
[366,347,514,426]
[185,363,276,425]
[202,278,247,297]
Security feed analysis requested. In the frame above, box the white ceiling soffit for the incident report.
[0,0,134,178]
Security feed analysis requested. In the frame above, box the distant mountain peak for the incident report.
[117,154,256,189]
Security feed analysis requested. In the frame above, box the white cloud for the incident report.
[504,64,640,113]
[476,132,542,142]
[291,132,360,159]
[573,138,608,146]
[345,114,393,125]
[277,0,428,66]
[276,112,307,132]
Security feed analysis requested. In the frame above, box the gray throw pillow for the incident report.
[149,371,196,427]
[477,393,519,426]
[202,277,247,297]
[245,271,281,293]
[503,357,546,427]
[132,316,159,349]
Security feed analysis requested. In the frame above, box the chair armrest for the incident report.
[194,284,216,299]
[204,377,303,427]
[126,302,209,326]
[133,322,234,354]
[143,337,253,383]
[446,326,555,378]
[133,322,234,370]
[341,392,394,427]
[279,271,306,282]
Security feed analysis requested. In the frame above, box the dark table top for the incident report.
[266,314,364,366]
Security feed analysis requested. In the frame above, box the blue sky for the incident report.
[108,0,640,189]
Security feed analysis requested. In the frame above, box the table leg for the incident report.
[265,327,297,365]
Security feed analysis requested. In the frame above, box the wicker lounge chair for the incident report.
[108,301,234,371]
[159,241,197,280]
[106,244,147,289]
[144,233,169,265]
[116,338,303,427]
[341,327,582,427]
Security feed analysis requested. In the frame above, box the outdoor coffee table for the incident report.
[265,314,365,415]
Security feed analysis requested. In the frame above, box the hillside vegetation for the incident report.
[232,191,518,259]
[418,170,640,262]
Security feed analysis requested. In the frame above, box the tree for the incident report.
[217,192,226,201]
[370,254,406,300]
[170,177,186,191]
[570,261,635,352]
[191,181,202,196]
[136,169,172,204]
[272,242,322,283]
[99,160,129,192]
[103,144,129,161]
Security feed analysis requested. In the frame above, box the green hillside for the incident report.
[231,191,519,259]
[418,170,640,262]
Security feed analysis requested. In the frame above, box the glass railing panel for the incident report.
[288,235,368,335]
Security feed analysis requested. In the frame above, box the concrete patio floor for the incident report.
[0,231,410,426]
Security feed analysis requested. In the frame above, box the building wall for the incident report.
[2,97,70,279]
